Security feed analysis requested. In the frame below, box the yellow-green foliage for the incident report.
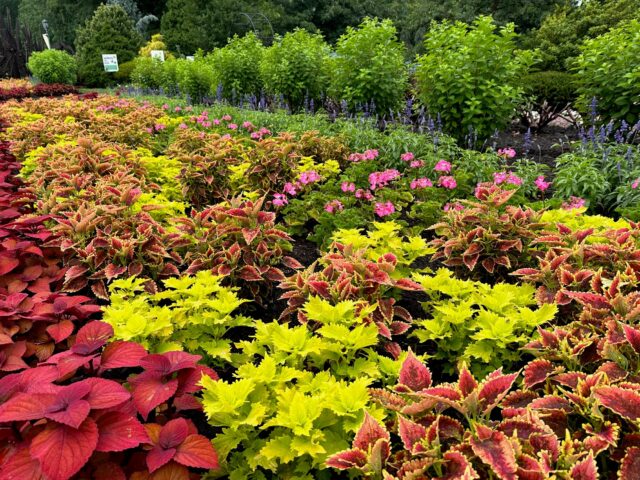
[331,221,434,277]
[413,268,557,376]
[541,208,630,233]
[130,148,182,201]
[138,34,174,59]
[103,271,251,362]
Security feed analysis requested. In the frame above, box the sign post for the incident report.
[102,54,119,73]
[150,50,165,62]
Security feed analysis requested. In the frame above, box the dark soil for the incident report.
[495,124,580,168]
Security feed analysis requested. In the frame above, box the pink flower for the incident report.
[355,189,374,201]
[562,196,586,210]
[341,181,356,192]
[221,134,231,140]
[410,177,433,190]
[535,175,551,192]
[162,103,169,110]
[283,182,298,196]
[374,201,395,217]
[434,160,452,173]
[506,173,523,186]
[185,106,193,112]
[409,160,425,168]
[178,123,188,130]
[493,172,508,185]
[154,123,166,131]
[250,132,261,139]
[222,114,232,121]
[174,106,182,112]
[324,200,344,214]
[242,121,254,130]
[498,148,516,159]
[444,202,464,212]
[299,170,321,185]
[439,176,457,189]
[369,169,401,190]
[273,193,288,206]
[349,149,379,162]
[228,123,238,130]
[201,121,212,128]
[213,119,221,125]
[633,178,640,189]
[401,152,415,162]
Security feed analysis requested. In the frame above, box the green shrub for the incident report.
[27,49,77,85]
[574,19,640,124]
[528,0,640,71]
[113,59,136,83]
[416,16,535,142]
[330,17,408,115]
[130,56,164,90]
[209,32,264,101]
[75,4,142,87]
[260,29,331,111]
[175,57,215,102]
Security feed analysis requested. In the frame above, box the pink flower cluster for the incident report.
[632,178,640,189]
[434,160,452,173]
[250,128,271,140]
[438,176,457,189]
[493,171,523,186]
[369,169,401,190]
[355,189,374,201]
[535,175,551,192]
[348,149,379,162]
[273,193,288,207]
[562,196,586,210]
[281,170,322,199]
[410,160,425,168]
[401,152,415,162]
[341,182,356,192]
[374,201,395,217]
[444,202,464,212]
[498,148,516,159]
[410,177,433,190]
[324,200,344,214]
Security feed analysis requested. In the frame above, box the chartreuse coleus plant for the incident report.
[103,271,252,364]
[327,351,640,479]
[200,311,402,479]
[413,268,557,376]
[279,243,423,358]
[331,221,434,278]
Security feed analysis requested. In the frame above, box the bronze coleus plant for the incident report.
[279,243,422,358]
[430,184,546,279]
[327,351,640,479]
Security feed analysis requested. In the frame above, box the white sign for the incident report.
[186,56,195,62]
[42,33,51,50]
[102,54,119,73]
[150,50,165,62]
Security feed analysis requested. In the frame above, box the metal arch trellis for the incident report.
[236,12,274,45]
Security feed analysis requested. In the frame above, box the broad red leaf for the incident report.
[0,444,43,480]
[478,371,518,414]
[353,412,390,451]
[147,446,176,473]
[326,449,368,470]
[524,359,554,389]
[570,453,597,480]
[436,450,479,480]
[45,399,90,428]
[174,434,219,470]
[94,411,149,452]
[46,320,75,344]
[398,415,427,452]
[620,447,640,480]
[397,350,431,392]
[594,387,640,420]
[131,375,179,420]
[458,366,478,397]
[30,417,99,480]
[100,341,147,370]
[623,325,640,354]
[470,425,517,480]
[0,257,19,275]
[147,461,190,480]
[0,392,57,422]
[72,321,113,355]
[159,418,189,449]
[83,378,130,409]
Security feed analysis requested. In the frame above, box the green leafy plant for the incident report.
[260,28,331,111]
[414,268,557,376]
[522,71,577,130]
[175,57,215,102]
[416,15,535,141]
[103,271,252,363]
[574,19,640,123]
[330,17,408,115]
[209,32,264,101]
[130,56,164,90]
[27,49,77,85]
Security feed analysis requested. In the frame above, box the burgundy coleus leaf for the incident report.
[0,392,58,422]
[0,443,44,480]
[478,370,519,414]
[398,415,427,453]
[353,412,390,451]
[395,349,431,392]
[44,382,92,428]
[129,372,179,420]
[593,386,640,421]
[523,359,554,389]
[94,411,149,452]
[436,450,479,480]
[620,447,640,480]
[82,378,130,410]
[173,433,218,470]
[0,256,19,275]
[325,449,368,470]
[583,422,619,455]
[458,366,478,397]
[71,321,113,355]
[282,256,303,269]
[569,453,597,480]
[470,425,517,480]
[29,417,99,480]
[46,320,75,344]
[563,291,611,310]
[623,325,640,354]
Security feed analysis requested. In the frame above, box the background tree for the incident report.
[75,3,142,86]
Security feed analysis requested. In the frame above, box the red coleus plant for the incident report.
[328,351,640,479]
[174,196,301,304]
[430,185,546,279]
[279,243,422,358]
[0,321,219,480]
